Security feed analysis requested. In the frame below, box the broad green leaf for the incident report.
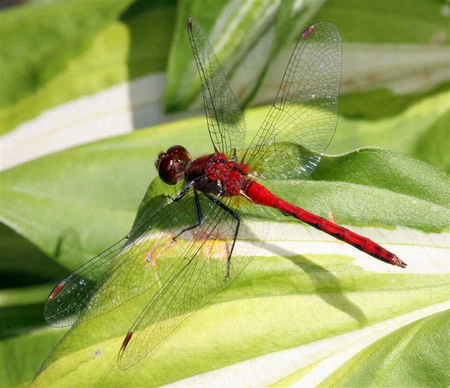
[0,283,51,309]
[287,0,449,119]
[245,90,450,172]
[166,0,449,115]
[0,284,52,339]
[0,109,448,270]
[319,309,450,387]
[0,0,133,110]
[0,116,214,271]
[0,284,67,388]
[3,0,448,171]
[339,83,450,121]
[165,0,323,112]
[0,223,68,287]
[411,107,450,173]
[314,0,449,44]
[0,327,67,388]
[31,255,449,386]
[0,1,176,135]
[0,112,447,385]
[328,90,450,172]
[30,165,449,385]
[1,2,448,386]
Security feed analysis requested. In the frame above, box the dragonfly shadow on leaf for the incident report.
[261,241,368,326]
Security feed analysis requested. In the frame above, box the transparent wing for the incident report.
[243,22,342,200]
[188,17,246,156]
[117,194,267,370]
[44,189,201,327]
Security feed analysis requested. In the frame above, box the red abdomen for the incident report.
[245,180,406,268]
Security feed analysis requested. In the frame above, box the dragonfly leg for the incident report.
[204,194,240,278]
[173,190,203,241]
[163,185,191,203]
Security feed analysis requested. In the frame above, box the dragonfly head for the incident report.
[156,145,191,185]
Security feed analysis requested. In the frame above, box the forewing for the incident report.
[117,194,264,370]
[243,22,342,198]
[188,17,246,156]
[44,189,200,327]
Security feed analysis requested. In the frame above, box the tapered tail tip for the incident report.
[392,256,407,268]
[187,18,193,32]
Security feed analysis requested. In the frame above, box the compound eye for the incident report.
[159,155,173,175]
[155,152,166,170]
[167,145,191,163]
[158,155,179,185]
[166,145,184,155]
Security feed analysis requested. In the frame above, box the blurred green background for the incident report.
[0,0,449,387]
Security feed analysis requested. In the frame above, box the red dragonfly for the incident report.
[45,18,406,370]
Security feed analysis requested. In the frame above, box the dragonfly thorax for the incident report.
[204,153,249,196]
[184,152,249,196]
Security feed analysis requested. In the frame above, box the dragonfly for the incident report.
[45,18,407,370]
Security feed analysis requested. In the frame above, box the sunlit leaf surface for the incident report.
[0,108,446,386]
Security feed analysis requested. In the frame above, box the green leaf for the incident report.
[319,310,450,387]
[0,108,446,385]
[248,90,450,172]
[0,284,67,388]
[0,1,176,135]
[339,83,450,121]
[329,90,450,172]
[0,116,213,271]
[166,0,449,117]
[0,223,68,287]
[0,284,51,339]
[0,108,448,269]
[0,282,67,388]
[31,258,449,386]
[0,327,67,388]
[0,101,448,385]
[0,283,50,308]
[165,0,264,112]
[165,0,324,112]
[314,0,449,44]
[411,107,450,173]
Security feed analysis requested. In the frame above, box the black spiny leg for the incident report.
[162,185,191,203]
[205,194,240,278]
[172,190,203,241]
